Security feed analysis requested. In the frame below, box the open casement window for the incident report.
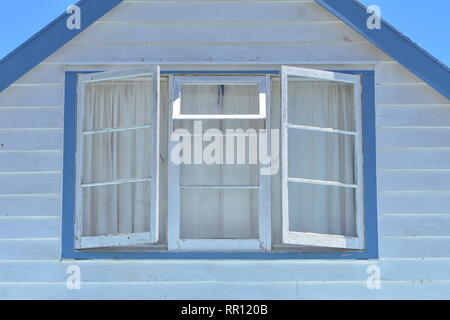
[168,76,271,251]
[281,66,364,250]
[75,67,160,249]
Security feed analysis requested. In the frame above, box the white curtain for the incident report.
[178,84,261,239]
[82,79,153,237]
[287,80,356,237]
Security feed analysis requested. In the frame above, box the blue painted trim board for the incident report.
[62,70,378,260]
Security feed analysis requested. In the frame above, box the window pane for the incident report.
[178,120,261,186]
[83,77,152,131]
[288,182,356,237]
[287,78,355,131]
[180,189,258,239]
[181,164,259,186]
[82,181,151,237]
[288,129,355,184]
[82,128,152,184]
[180,84,259,115]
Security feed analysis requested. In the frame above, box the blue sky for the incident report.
[0,0,449,66]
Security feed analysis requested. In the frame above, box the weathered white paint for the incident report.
[0,0,449,299]
[280,66,364,249]
[74,66,160,249]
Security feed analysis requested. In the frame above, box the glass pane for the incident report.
[288,128,355,184]
[180,189,258,239]
[82,128,152,184]
[180,84,259,115]
[82,181,151,237]
[288,182,356,237]
[174,120,264,184]
[83,76,152,131]
[181,164,259,186]
[287,77,355,131]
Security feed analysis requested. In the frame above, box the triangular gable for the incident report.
[0,0,449,100]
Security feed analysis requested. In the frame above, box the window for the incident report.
[74,67,160,249]
[64,66,376,258]
[168,76,271,251]
[281,66,364,249]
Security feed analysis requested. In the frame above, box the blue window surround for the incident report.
[62,69,378,260]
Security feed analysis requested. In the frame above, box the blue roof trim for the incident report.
[316,0,450,100]
[0,0,124,92]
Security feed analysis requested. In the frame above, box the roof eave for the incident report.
[316,0,450,100]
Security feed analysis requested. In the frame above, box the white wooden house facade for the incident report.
[0,0,449,299]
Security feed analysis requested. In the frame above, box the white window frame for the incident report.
[74,66,160,249]
[172,76,267,119]
[281,66,365,250]
[168,75,272,251]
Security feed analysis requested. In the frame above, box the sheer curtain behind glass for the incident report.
[82,79,152,237]
[287,80,356,237]
[177,84,261,239]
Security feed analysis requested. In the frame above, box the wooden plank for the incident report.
[379,193,450,214]
[75,22,365,43]
[48,42,389,63]
[380,215,450,237]
[0,195,60,217]
[0,261,368,282]
[376,62,422,84]
[0,108,63,129]
[0,151,62,172]
[0,86,63,107]
[380,237,450,258]
[0,239,59,260]
[0,173,61,194]
[377,128,450,148]
[377,84,449,105]
[379,260,450,281]
[0,218,59,239]
[377,106,450,127]
[99,1,337,23]
[378,150,450,169]
[378,171,450,191]
[1,281,450,299]
[14,64,63,85]
[1,259,450,282]
[0,281,297,300]
[295,282,450,300]
[0,129,62,151]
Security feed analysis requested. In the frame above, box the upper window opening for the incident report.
[173,76,267,119]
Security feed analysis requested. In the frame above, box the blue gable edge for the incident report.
[62,70,378,260]
[316,0,450,100]
[0,0,449,101]
[0,0,123,92]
